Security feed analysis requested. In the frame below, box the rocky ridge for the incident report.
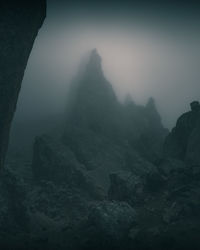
[2,50,200,249]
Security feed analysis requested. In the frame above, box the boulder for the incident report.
[79,201,137,249]
[108,170,144,205]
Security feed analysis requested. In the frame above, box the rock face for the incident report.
[32,135,105,199]
[108,158,200,250]
[80,201,137,249]
[0,169,29,249]
[65,49,122,140]
[164,101,200,165]
[124,97,168,163]
[0,1,46,169]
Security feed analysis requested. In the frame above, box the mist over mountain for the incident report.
[24,50,198,249]
[1,1,200,249]
[31,50,167,189]
[11,0,200,129]
[2,46,200,250]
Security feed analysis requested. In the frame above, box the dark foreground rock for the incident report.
[0,1,46,169]
[1,102,200,250]
[32,134,106,200]
[164,101,200,165]
[76,201,137,250]
[108,157,200,250]
[0,169,29,249]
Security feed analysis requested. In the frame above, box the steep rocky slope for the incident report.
[23,101,200,249]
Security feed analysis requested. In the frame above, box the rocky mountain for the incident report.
[8,98,199,250]
[3,48,200,249]
[65,49,122,140]
[32,49,168,192]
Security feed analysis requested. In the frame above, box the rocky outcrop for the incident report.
[0,1,46,169]
[124,97,168,163]
[164,101,200,165]
[108,157,200,250]
[32,135,105,199]
[79,201,137,249]
[65,49,122,140]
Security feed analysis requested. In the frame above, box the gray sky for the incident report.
[14,0,200,128]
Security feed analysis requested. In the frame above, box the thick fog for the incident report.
[14,0,200,129]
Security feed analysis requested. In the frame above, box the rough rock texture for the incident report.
[6,98,200,248]
[78,201,137,249]
[0,1,46,169]
[0,169,29,249]
[164,101,200,165]
[32,135,105,199]
[108,158,200,249]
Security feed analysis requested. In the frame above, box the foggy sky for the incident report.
[14,0,200,129]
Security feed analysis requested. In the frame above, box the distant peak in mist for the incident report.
[146,97,155,109]
[77,48,103,77]
[89,48,101,61]
[85,48,102,73]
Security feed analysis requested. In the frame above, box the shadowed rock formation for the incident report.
[124,97,168,163]
[0,1,46,170]
[164,101,200,165]
[6,49,200,249]
[32,50,167,192]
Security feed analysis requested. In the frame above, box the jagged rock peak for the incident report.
[146,97,156,110]
[145,97,162,124]
[85,48,103,74]
[89,48,102,64]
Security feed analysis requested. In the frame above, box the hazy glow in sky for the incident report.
[14,1,200,129]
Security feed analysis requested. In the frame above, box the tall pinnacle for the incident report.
[85,48,102,75]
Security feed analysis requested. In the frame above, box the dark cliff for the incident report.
[0,1,46,169]
[164,101,200,165]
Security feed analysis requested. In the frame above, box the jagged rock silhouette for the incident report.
[164,101,200,165]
